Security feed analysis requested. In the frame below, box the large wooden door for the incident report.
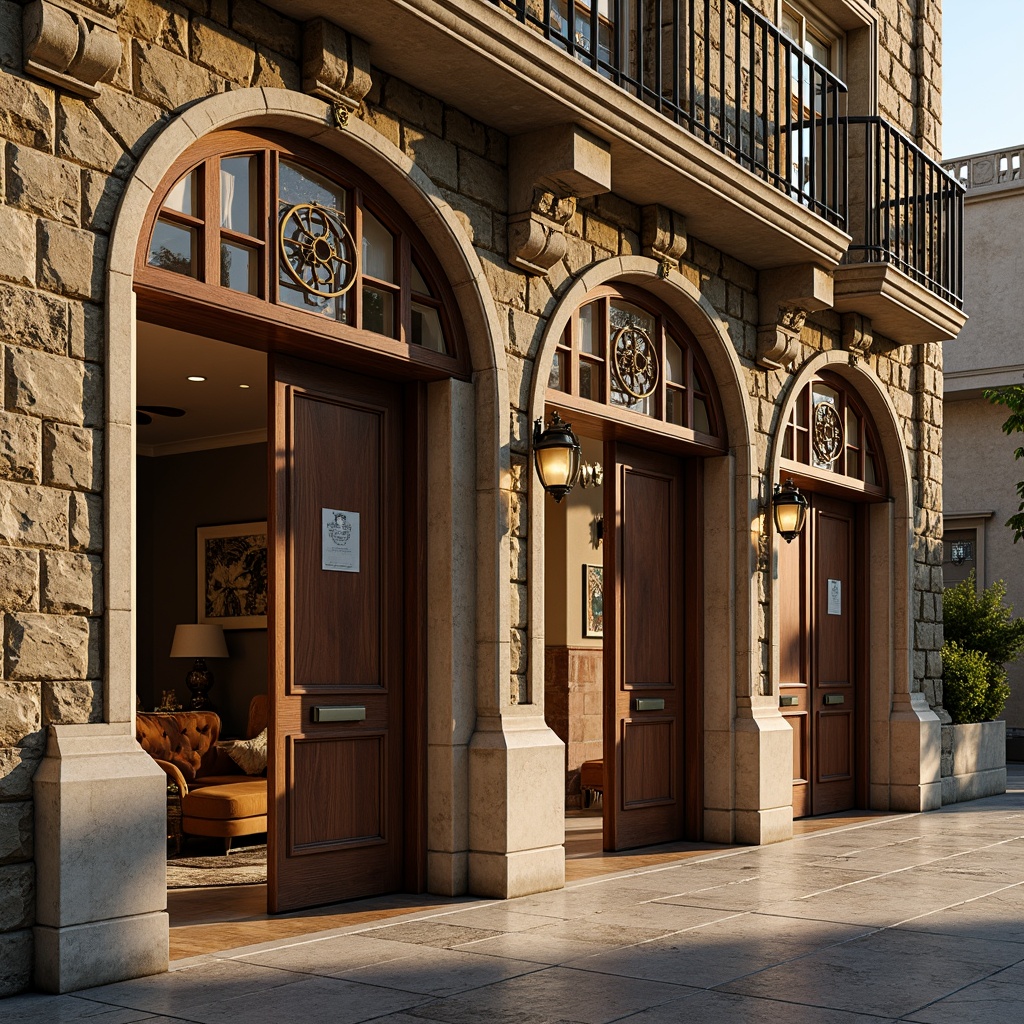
[779,493,862,817]
[603,443,688,851]
[268,355,405,912]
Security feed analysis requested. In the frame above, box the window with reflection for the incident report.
[140,133,460,368]
[549,287,721,442]
[781,374,885,492]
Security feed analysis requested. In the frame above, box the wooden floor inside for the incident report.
[168,806,896,962]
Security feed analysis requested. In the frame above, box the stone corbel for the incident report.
[508,124,611,276]
[756,264,833,370]
[23,0,122,99]
[302,18,372,121]
[841,312,874,360]
[641,205,687,277]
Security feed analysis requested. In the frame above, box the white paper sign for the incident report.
[827,578,842,616]
[322,508,360,572]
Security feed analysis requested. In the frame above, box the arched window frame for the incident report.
[546,284,725,453]
[779,371,887,496]
[135,129,469,381]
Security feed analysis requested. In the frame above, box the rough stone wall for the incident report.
[876,0,943,158]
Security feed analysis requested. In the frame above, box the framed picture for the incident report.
[583,563,603,638]
[197,522,268,629]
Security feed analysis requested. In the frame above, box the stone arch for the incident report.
[527,255,762,844]
[767,351,940,813]
[102,88,514,900]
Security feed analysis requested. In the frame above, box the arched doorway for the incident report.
[540,282,726,850]
[775,372,888,817]
[134,128,469,911]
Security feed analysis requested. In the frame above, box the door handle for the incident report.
[311,705,366,723]
[823,694,845,706]
[634,698,665,712]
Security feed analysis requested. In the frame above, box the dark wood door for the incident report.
[268,355,404,912]
[603,443,687,851]
[778,493,861,817]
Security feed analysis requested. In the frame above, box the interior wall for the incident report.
[136,443,268,738]
[544,435,604,807]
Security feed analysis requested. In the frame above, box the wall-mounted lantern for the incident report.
[772,478,809,543]
[533,411,603,502]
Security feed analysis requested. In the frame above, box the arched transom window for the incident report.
[781,374,886,494]
[136,130,466,379]
[548,286,723,449]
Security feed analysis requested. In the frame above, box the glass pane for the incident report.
[549,351,566,392]
[866,453,878,486]
[693,397,710,434]
[411,262,432,296]
[278,162,350,322]
[411,302,446,353]
[362,286,394,337]
[666,337,683,384]
[580,360,595,401]
[221,243,257,294]
[164,171,197,216]
[848,448,861,479]
[362,209,394,283]
[279,160,346,215]
[666,387,683,426]
[579,302,597,354]
[845,405,860,447]
[609,301,657,414]
[221,156,256,235]
[782,426,793,460]
[149,219,195,277]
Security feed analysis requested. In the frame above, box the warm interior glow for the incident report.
[536,445,577,489]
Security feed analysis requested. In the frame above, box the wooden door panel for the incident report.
[269,356,404,912]
[291,393,383,690]
[289,734,385,849]
[817,711,853,781]
[621,719,674,805]
[605,443,686,851]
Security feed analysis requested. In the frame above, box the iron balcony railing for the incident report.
[843,117,964,309]
[488,0,847,228]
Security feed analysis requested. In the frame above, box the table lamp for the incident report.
[170,623,228,710]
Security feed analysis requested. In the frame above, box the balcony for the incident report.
[943,144,1023,193]
[834,117,967,343]
[314,0,852,269]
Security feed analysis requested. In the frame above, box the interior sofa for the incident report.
[136,695,268,853]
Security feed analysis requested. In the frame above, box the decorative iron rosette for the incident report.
[611,325,659,401]
[279,202,358,299]
[812,401,844,466]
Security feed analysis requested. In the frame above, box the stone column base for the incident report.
[888,692,942,812]
[34,724,169,993]
[733,701,794,845]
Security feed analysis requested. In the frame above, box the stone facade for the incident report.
[0,0,954,996]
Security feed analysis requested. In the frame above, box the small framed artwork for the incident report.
[583,563,603,638]
[197,522,268,629]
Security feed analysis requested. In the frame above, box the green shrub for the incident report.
[942,572,1024,723]
[941,643,1011,724]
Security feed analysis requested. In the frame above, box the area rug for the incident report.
[167,844,267,889]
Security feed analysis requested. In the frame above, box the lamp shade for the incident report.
[170,623,229,659]
[772,479,809,543]
[533,411,582,503]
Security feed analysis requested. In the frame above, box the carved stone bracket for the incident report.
[841,312,874,360]
[641,205,687,276]
[302,18,372,113]
[508,124,611,276]
[756,264,833,370]
[23,0,122,99]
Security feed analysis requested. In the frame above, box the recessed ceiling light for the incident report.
[239,384,250,389]
[187,375,206,382]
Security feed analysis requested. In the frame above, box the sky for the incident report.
[941,0,1024,159]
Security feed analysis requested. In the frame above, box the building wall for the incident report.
[0,0,947,995]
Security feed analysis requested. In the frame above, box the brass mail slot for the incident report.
[312,705,366,723]
[823,694,845,706]
[634,698,665,712]
[779,696,799,707]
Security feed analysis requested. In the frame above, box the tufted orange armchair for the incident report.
[136,701,267,854]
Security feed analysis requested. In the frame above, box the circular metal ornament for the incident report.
[611,325,659,401]
[279,202,358,299]
[812,401,844,466]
